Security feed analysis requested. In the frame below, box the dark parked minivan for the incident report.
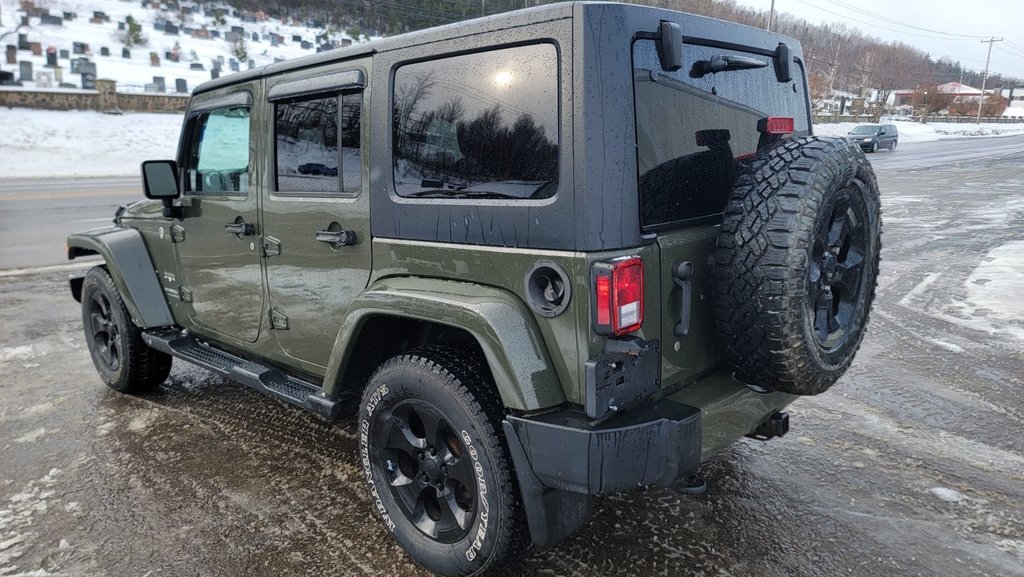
[848,123,898,152]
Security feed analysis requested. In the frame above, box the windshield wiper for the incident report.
[689,55,768,78]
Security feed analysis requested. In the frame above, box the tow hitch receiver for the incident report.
[746,411,790,441]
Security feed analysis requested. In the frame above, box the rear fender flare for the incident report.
[67,227,174,328]
[323,277,566,412]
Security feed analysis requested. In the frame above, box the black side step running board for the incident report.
[142,327,342,420]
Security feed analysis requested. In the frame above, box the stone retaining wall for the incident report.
[0,79,188,113]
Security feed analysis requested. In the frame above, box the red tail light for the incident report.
[758,116,794,135]
[592,256,644,336]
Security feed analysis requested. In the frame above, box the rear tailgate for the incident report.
[631,36,812,387]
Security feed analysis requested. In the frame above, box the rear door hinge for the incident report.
[270,308,289,330]
[178,286,194,303]
[262,236,281,257]
[170,223,186,243]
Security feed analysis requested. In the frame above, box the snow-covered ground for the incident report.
[0,0,367,93]
[0,109,182,178]
[815,119,1024,143]
[3,108,1024,179]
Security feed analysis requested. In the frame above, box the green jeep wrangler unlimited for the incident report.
[68,3,881,575]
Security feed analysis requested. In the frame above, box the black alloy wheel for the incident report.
[382,399,476,542]
[80,266,172,393]
[88,291,121,373]
[808,190,867,353]
[358,345,528,576]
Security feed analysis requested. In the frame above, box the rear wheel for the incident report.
[890,140,897,150]
[713,137,882,395]
[81,266,172,393]
[358,345,528,577]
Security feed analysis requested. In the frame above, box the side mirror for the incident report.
[141,160,180,200]
[656,21,683,72]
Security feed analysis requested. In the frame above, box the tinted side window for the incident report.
[188,107,251,195]
[633,40,811,228]
[392,43,558,200]
[275,92,361,194]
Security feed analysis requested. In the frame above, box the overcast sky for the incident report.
[735,0,1024,81]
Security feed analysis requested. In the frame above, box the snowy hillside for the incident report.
[0,0,368,93]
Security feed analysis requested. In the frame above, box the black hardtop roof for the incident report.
[194,1,800,96]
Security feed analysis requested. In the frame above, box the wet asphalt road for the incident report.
[1,137,1023,576]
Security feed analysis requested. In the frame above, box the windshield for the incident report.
[633,40,811,229]
[849,125,880,135]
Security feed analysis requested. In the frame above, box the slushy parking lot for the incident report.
[1,134,1022,576]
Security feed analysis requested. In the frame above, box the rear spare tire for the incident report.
[712,137,881,395]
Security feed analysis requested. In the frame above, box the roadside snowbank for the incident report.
[0,109,183,178]
[815,119,1024,143]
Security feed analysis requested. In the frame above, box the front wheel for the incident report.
[358,345,528,577]
[870,141,879,153]
[81,266,172,393]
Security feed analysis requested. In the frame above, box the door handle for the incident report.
[224,222,255,236]
[315,229,357,246]
[672,260,693,338]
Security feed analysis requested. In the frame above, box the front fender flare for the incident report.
[324,277,566,412]
[67,227,174,328]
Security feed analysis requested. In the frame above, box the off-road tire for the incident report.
[713,137,881,395]
[358,345,529,577]
[81,266,172,393]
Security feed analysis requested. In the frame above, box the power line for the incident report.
[793,0,978,41]
[822,0,990,40]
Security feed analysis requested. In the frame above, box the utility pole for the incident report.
[766,0,776,31]
[977,37,1003,123]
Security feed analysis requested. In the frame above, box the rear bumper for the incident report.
[506,400,701,495]
[504,363,794,548]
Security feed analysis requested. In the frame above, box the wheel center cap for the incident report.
[422,453,443,480]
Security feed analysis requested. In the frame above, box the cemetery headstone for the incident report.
[144,83,160,92]
[175,78,187,93]
[34,70,53,87]
[18,34,30,50]
[54,66,63,83]
[82,71,96,89]
[229,59,239,72]
[251,32,259,42]
[72,42,87,55]
[46,48,57,67]
[19,61,33,82]
[189,62,204,70]
[211,68,219,80]
[118,21,125,31]
[59,49,69,59]
[100,47,110,57]
[248,59,254,69]
[122,47,131,59]
[153,76,165,91]
[41,14,63,26]
[29,42,42,56]
[292,34,302,42]
[5,45,16,65]
[150,52,160,67]
[164,23,178,35]
[62,11,76,21]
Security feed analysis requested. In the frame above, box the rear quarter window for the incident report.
[391,43,559,201]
